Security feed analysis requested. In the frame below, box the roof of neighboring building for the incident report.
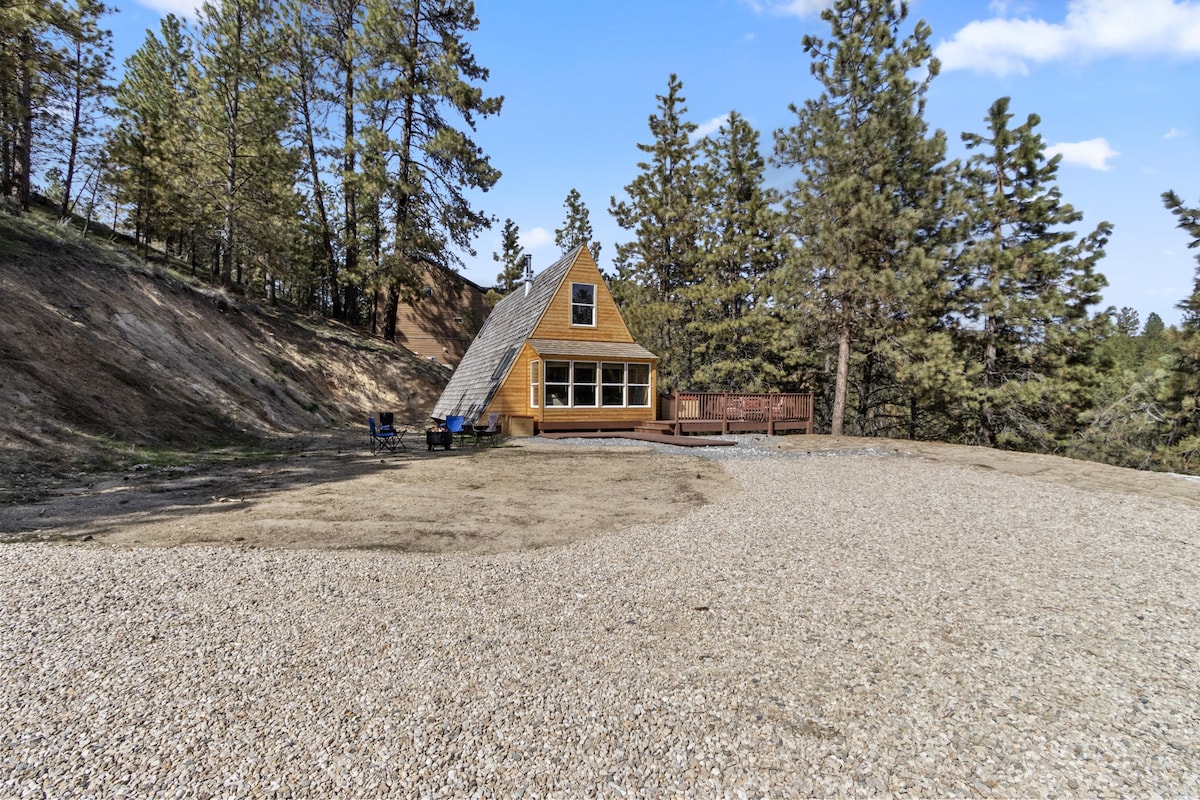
[430,247,582,422]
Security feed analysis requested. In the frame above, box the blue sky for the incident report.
[115,0,1200,326]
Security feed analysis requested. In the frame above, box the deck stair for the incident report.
[634,421,675,435]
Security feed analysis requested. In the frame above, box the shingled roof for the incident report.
[430,247,583,422]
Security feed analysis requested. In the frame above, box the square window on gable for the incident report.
[571,283,595,326]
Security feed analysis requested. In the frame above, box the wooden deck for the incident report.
[659,392,814,436]
[531,392,814,439]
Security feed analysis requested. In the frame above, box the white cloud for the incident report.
[691,114,731,142]
[989,0,1034,13]
[1048,137,1120,170]
[521,227,553,250]
[135,0,200,18]
[936,0,1200,75]
[741,0,830,17]
[1164,127,1187,139]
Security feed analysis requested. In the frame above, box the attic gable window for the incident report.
[571,283,595,326]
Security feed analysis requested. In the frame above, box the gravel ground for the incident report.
[2,447,1198,798]
[541,433,907,461]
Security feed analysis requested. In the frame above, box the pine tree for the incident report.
[1158,191,1200,468]
[1140,312,1170,365]
[109,15,197,255]
[955,97,1111,450]
[492,217,525,293]
[689,110,789,392]
[193,0,294,287]
[773,0,957,437]
[358,0,502,342]
[1,0,69,210]
[610,73,702,390]
[278,0,354,318]
[554,188,601,262]
[53,0,113,220]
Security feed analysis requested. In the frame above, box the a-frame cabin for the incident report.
[431,246,658,436]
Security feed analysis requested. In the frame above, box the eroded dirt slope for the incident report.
[0,211,446,498]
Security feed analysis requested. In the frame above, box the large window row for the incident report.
[531,360,651,408]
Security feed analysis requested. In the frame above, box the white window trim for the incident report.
[571,361,598,408]
[530,359,540,408]
[601,362,626,407]
[570,282,596,327]
[544,360,570,407]
[539,359,651,409]
[627,363,652,408]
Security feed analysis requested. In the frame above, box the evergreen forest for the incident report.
[2,0,1198,472]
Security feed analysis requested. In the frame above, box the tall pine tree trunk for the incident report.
[60,46,84,219]
[221,158,236,285]
[12,30,35,210]
[832,319,851,436]
[341,39,357,322]
[298,71,340,319]
[382,0,421,343]
[979,313,997,446]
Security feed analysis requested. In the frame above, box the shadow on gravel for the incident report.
[0,433,474,543]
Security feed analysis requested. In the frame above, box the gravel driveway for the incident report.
[2,450,1197,797]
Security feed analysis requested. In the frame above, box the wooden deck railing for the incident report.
[658,391,814,435]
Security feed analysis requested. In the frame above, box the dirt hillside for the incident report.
[0,209,447,500]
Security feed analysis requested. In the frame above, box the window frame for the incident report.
[544,360,570,407]
[536,359,651,409]
[571,361,598,408]
[570,282,596,327]
[601,362,626,407]
[530,359,540,408]
[627,362,652,408]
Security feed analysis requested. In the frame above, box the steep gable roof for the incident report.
[431,246,583,421]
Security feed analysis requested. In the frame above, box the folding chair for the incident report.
[378,412,407,450]
[369,417,405,455]
[470,412,501,447]
[379,410,408,448]
[444,415,468,448]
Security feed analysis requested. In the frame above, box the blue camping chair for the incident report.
[444,415,467,448]
[369,416,406,455]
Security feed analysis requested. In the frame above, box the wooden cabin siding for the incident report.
[392,267,488,365]
[530,250,633,343]
[484,342,539,420]
[536,390,656,424]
